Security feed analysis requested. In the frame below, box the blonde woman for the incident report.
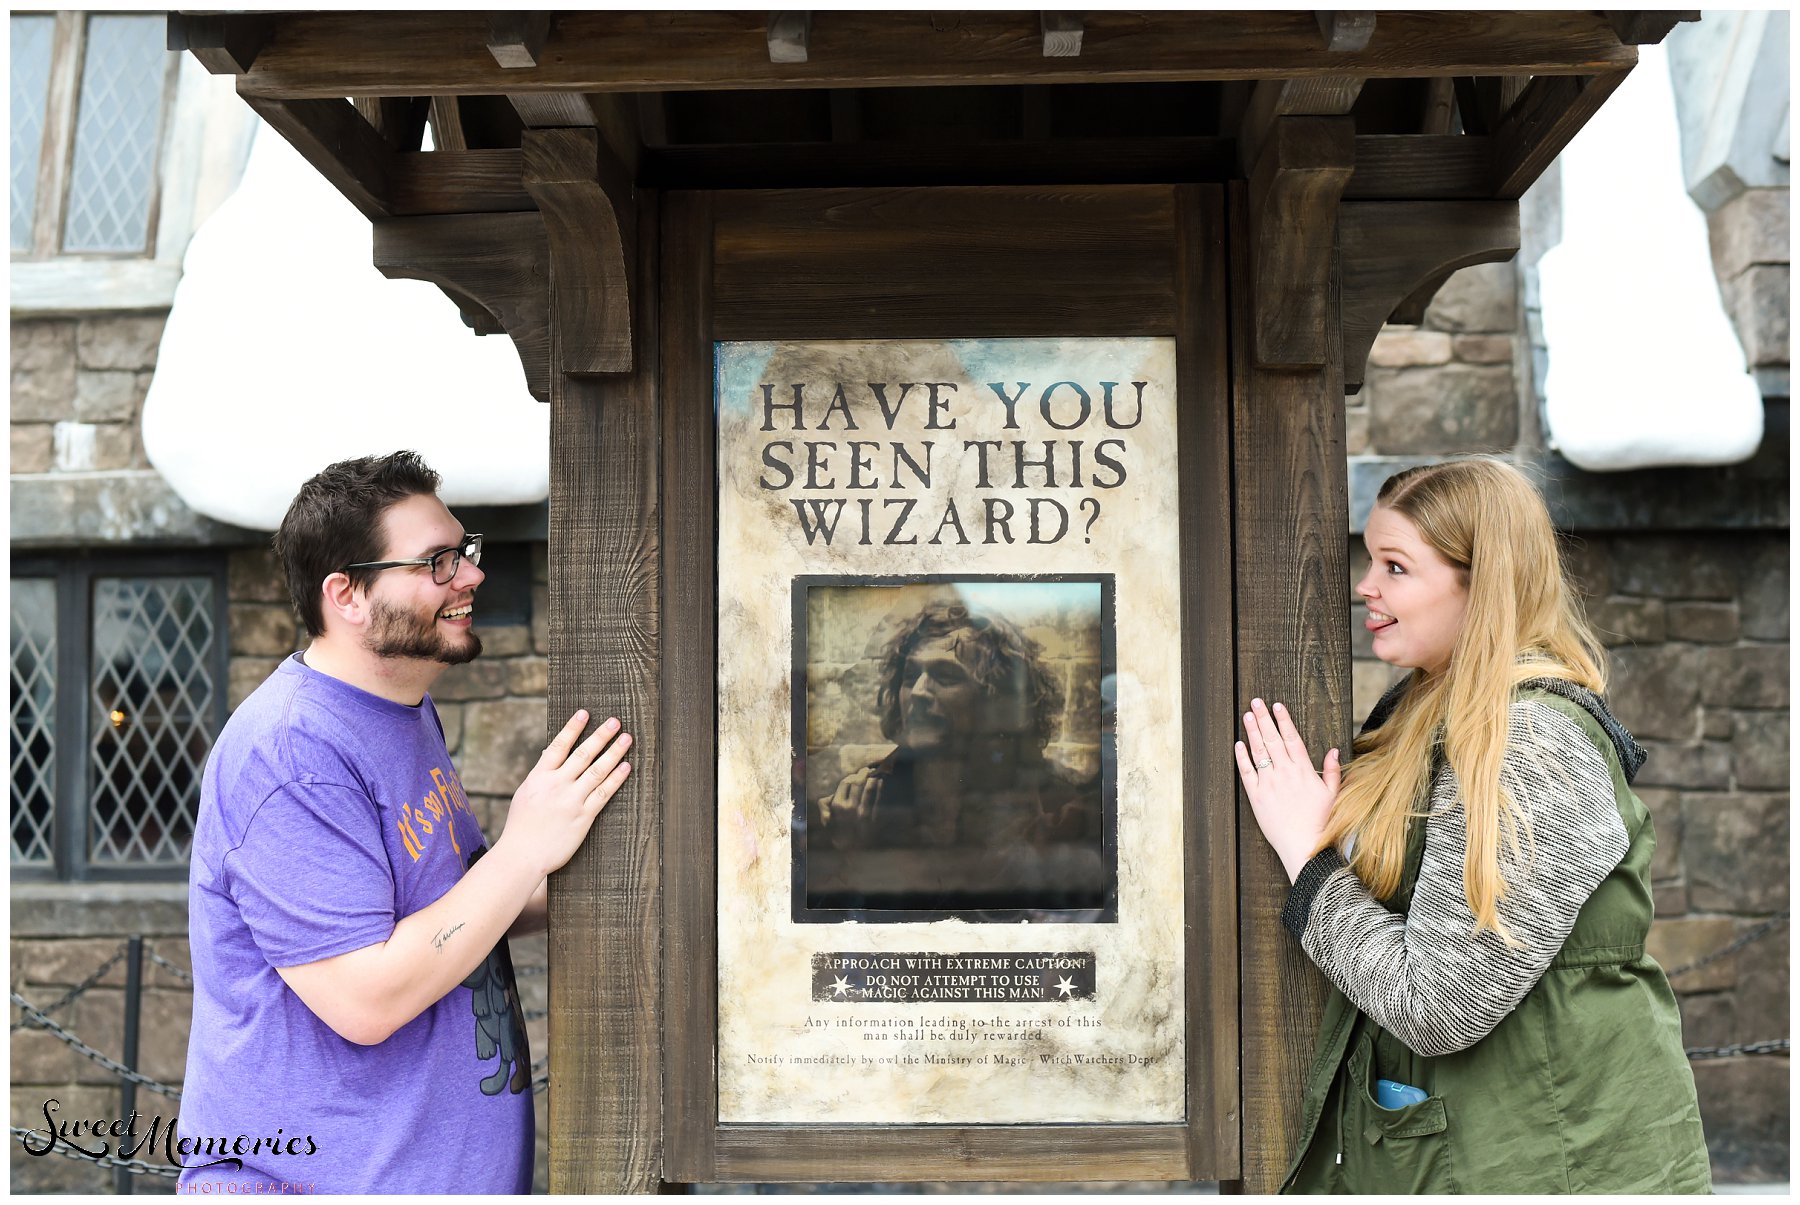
[1236,458,1711,1194]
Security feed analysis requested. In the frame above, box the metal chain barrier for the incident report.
[1685,1038,1790,1061]
[9,993,183,1101]
[143,944,194,986]
[9,1125,181,1179]
[1665,911,1787,979]
[9,941,130,1032]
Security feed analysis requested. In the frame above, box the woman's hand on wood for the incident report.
[1234,697,1341,884]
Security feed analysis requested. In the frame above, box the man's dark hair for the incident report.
[875,598,1064,747]
[274,451,442,637]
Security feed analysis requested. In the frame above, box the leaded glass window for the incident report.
[10,558,226,880]
[11,579,58,865]
[10,14,55,252]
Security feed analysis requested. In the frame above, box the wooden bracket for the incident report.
[768,12,811,64]
[1337,200,1520,394]
[167,13,273,74]
[1237,76,1365,176]
[1492,70,1628,198]
[487,11,553,68]
[1604,11,1700,45]
[1041,12,1084,57]
[352,96,432,152]
[1248,116,1356,369]
[1315,11,1376,52]
[521,127,636,376]
[242,95,393,220]
[373,212,554,402]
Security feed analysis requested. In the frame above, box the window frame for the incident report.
[12,11,181,264]
[11,550,229,883]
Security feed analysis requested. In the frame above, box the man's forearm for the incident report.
[277,839,542,1045]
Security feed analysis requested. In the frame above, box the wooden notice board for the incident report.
[659,185,1238,1182]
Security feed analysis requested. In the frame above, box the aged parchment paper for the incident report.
[716,339,1185,1124]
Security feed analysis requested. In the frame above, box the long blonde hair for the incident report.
[1320,458,1607,939]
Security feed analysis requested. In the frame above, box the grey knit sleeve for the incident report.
[1290,700,1631,1057]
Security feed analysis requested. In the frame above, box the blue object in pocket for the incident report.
[1375,1078,1430,1110]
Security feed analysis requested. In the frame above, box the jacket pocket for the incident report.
[1341,1034,1458,1193]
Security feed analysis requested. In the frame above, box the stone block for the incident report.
[1737,541,1788,641]
[1607,644,1701,740]
[507,655,549,698]
[69,990,126,1086]
[1731,710,1788,790]
[90,422,141,471]
[1692,1058,1789,1184]
[1723,263,1789,368]
[11,321,77,422]
[1699,646,1788,708]
[1634,740,1732,790]
[1701,708,1732,739]
[1587,596,1666,646]
[1344,406,1369,455]
[436,701,465,754]
[12,423,53,474]
[1653,880,1688,917]
[1352,659,1401,721]
[430,658,509,701]
[1706,186,1789,281]
[228,546,289,604]
[1367,328,1452,367]
[138,988,192,1085]
[1648,916,1738,992]
[145,938,190,990]
[229,603,300,658]
[1666,602,1739,644]
[1682,793,1788,913]
[1558,534,1612,601]
[459,699,549,795]
[1636,787,1682,879]
[479,624,532,657]
[1366,363,1517,455]
[52,421,97,472]
[531,584,550,654]
[12,1086,114,1193]
[1611,535,1737,600]
[1450,334,1513,363]
[76,314,166,372]
[1677,991,1736,1051]
[11,882,189,939]
[228,656,283,711]
[1422,260,1517,332]
[17,936,132,988]
[11,1024,75,1083]
[73,370,143,423]
[1731,914,1790,1052]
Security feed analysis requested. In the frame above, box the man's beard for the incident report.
[365,598,483,665]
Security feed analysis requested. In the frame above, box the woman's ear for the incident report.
[318,571,365,630]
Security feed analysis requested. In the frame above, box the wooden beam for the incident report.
[1421,76,1456,134]
[1041,12,1084,57]
[1492,68,1629,198]
[240,93,393,220]
[1604,11,1700,45]
[226,10,1641,99]
[1238,75,1365,176]
[1337,200,1520,392]
[487,11,552,68]
[521,128,636,375]
[371,211,553,402]
[545,193,663,1195]
[1248,115,1356,367]
[508,92,600,128]
[767,12,810,64]
[1228,178,1348,1193]
[167,13,272,74]
[1315,11,1375,52]
[352,96,430,151]
[427,96,468,153]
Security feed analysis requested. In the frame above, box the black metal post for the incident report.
[116,936,143,1195]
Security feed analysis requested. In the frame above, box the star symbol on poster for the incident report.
[832,976,852,997]
[1056,976,1076,998]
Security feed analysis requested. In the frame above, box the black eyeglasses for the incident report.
[344,534,483,585]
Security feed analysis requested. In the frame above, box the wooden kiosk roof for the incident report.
[170,9,1692,1194]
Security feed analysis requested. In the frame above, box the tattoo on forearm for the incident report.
[432,922,466,951]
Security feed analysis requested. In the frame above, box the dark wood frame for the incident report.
[657,183,1236,1183]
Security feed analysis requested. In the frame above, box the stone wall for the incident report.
[12,317,161,476]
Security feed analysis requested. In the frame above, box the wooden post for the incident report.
[546,193,663,1194]
[1229,180,1351,1193]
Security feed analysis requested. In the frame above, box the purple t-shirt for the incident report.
[180,654,533,1193]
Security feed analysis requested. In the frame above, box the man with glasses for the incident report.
[180,451,631,1193]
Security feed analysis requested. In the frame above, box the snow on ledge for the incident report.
[1537,43,1763,472]
[142,122,548,532]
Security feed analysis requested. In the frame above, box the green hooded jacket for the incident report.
[1280,682,1711,1194]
